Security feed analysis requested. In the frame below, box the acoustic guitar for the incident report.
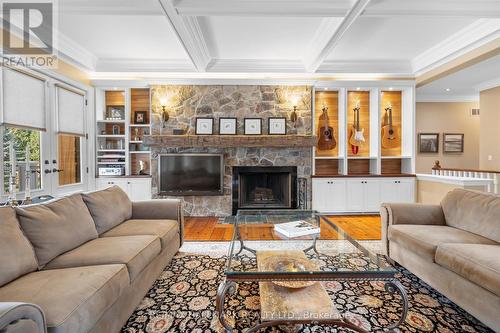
[381,102,401,149]
[349,101,365,154]
[317,105,336,150]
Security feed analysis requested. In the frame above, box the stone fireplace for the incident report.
[147,84,313,216]
[232,166,297,214]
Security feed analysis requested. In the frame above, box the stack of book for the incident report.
[274,220,320,238]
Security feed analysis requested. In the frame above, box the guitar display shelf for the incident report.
[380,91,402,157]
[314,91,339,157]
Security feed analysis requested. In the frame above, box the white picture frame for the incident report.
[268,117,287,135]
[219,117,237,135]
[195,117,214,135]
[244,118,262,135]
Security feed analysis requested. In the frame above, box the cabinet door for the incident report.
[379,180,400,204]
[96,178,128,193]
[398,178,415,203]
[347,179,364,211]
[312,179,330,212]
[127,179,152,201]
[363,180,380,212]
[328,179,347,212]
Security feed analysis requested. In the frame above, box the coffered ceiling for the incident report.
[54,0,500,78]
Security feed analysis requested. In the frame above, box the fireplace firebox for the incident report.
[232,166,297,215]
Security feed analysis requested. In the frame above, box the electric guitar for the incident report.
[349,101,365,154]
[317,105,336,150]
[381,102,401,149]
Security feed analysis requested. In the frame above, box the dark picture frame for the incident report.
[419,133,439,153]
[219,117,237,135]
[443,133,464,153]
[244,118,262,135]
[134,111,147,124]
[195,117,214,135]
[268,117,287,135]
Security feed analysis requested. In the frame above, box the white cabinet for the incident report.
[312,179,346,213]
[313,177,415,213]
[96,177,152,201]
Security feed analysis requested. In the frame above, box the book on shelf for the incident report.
[274,220,320,238]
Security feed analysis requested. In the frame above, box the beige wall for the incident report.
[416,102,480,173]
[479,86,500,170]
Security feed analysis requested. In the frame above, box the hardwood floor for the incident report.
[184,215,381,241]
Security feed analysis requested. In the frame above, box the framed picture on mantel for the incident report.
[219,117,237,135]
[268,117,286,135]
[195,117,214,135]
[244,118,262,135]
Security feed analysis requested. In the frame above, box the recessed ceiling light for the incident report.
[445,88,451,92]
[356,87,361,91]
[389,87,393,90]
[323,87,328,91]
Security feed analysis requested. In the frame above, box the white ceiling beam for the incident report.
[207,59,306,73]
[303,0,371,73]
[158,0,212,72]
[173,0,500,18]
[412,19,500,76]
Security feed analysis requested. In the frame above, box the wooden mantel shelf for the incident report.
[143,135,317,148]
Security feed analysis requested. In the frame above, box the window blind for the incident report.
[56,85,86,137]
[1,66,47,131]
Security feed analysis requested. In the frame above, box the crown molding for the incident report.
[173,0,500,18]
[412,19,500,76]
[57,32,98,71]
[474,76,500,92]
[95,58,195,72]
[416,94,479,103]
[304,0,371,72]
[207,59,306,73]
[317,60,413,75]
[158,0,211,71]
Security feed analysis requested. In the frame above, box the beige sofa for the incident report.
[0,186,183,333]
[381,188,500,331]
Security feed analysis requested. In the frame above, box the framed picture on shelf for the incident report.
[244,118,262,135]
[268,117,286,135]
[419,133,439,153]
[106,106,125,120]
[443,133,464,153]
[219,117,237,135]
[112,125,120,135]
[134,111,147,124]
[195,117,214,135]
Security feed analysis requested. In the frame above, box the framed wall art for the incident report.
[219,117,237,135]
[419,133,439,153]
[443,133,464,153]
[268,117,286,135]
[134,111,147,124]
[195,117,214,135]
[244,118,262,135]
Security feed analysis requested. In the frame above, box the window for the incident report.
[58,134,81,186]
[2,127,42,194]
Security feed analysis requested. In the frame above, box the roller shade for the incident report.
[1,66,47,131]
[56,85,86,137]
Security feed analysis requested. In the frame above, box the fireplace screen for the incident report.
[232,166,297,214]
[239,172,291,208]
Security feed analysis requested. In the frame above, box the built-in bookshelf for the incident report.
[95,88,152,177]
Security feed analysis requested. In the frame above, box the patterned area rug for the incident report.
[122,244,493,333]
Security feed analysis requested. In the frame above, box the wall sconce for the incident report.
[159,97,169,127]
[289,96,300,126]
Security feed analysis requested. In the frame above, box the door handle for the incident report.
[44,169,52,174]
[52,168,63,173]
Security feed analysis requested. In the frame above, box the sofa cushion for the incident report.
[15,194,98,268]
[0,265,129,333]
[436,244,500,296]
[101,219,179,250]
[388,225,497,262]
[44,235,160,281]
[0,207,38,287]
[82,186,132,234]
[441,189,500,243]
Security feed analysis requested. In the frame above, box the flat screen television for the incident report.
[159,154,223,196]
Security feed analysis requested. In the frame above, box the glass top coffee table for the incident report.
[216,210,408,333]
